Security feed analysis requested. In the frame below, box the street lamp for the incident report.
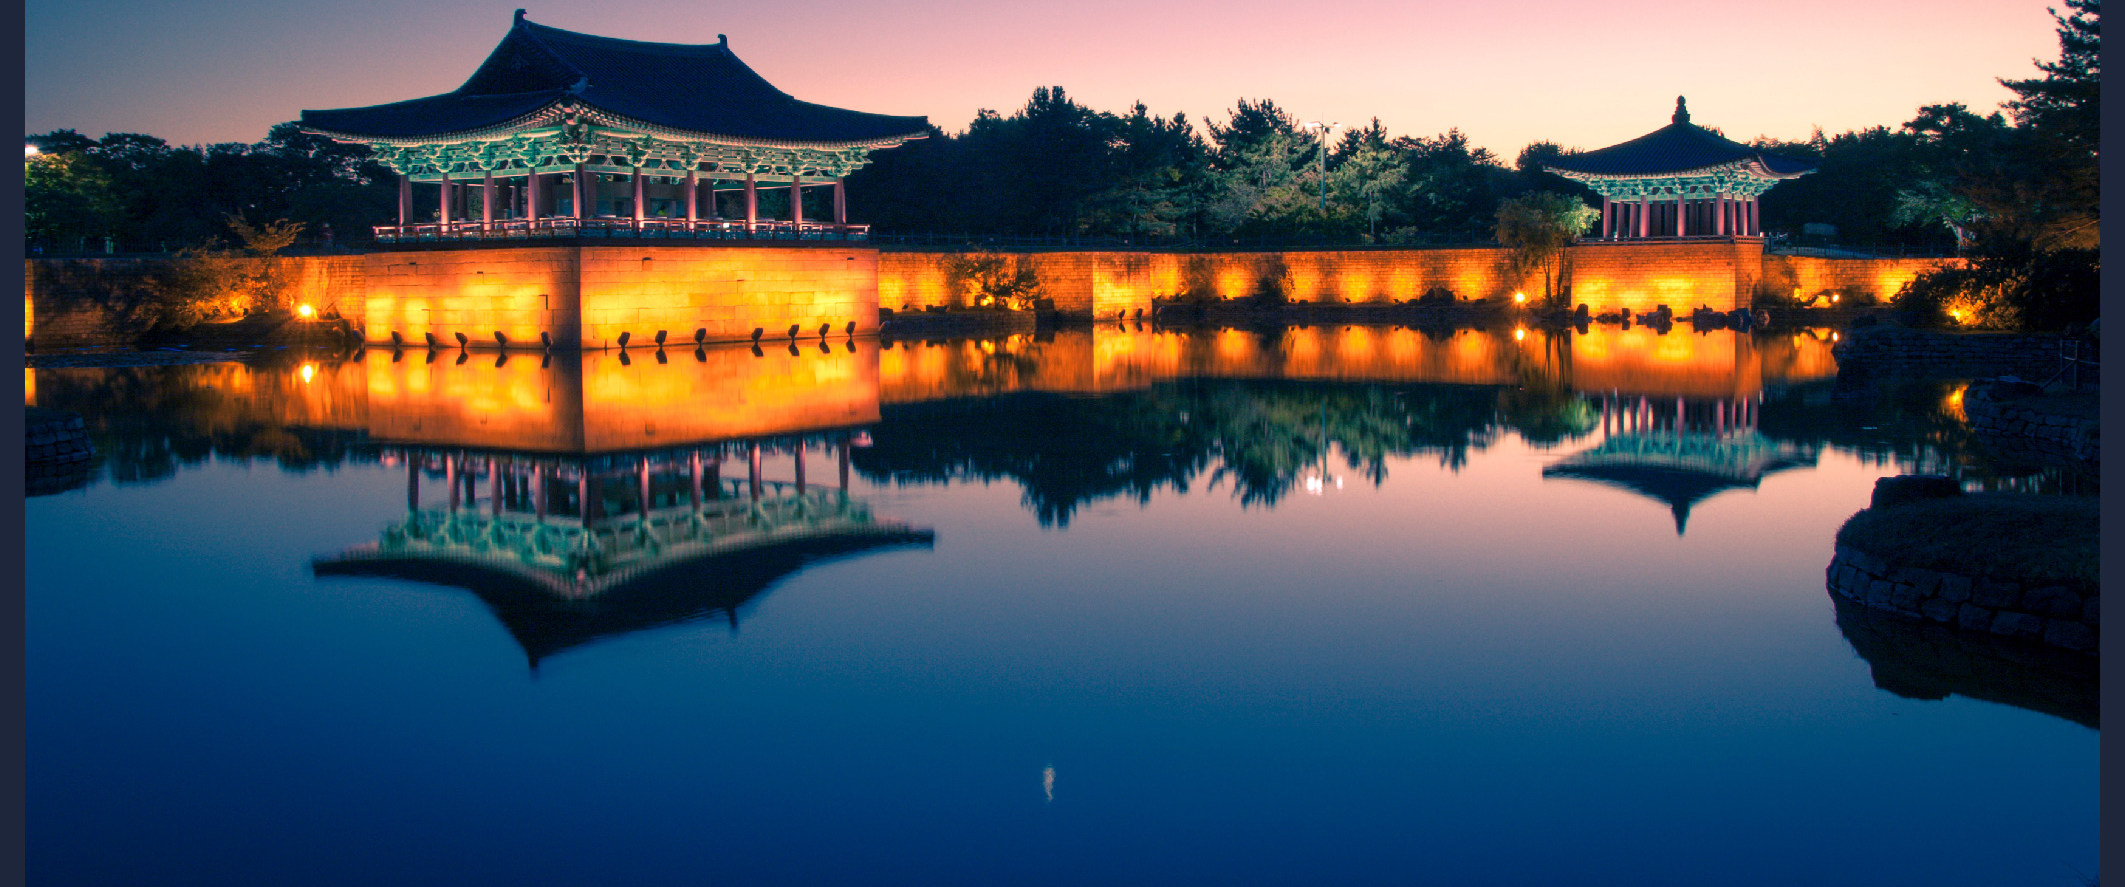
[1302,121,1339,213]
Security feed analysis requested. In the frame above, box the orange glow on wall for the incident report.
[24,368,36,406]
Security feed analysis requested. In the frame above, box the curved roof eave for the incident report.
[303,97,929,151]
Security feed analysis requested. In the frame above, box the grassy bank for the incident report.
[1838,493,2098,589]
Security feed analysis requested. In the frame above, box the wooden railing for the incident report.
[371,218,871,244]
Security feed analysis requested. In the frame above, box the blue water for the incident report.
[25,342,2098,886]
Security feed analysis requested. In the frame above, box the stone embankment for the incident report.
[27,407,93,496]
[1827,478,2097,655]
[1959,378,2099,468]
[1830,325,2067,381]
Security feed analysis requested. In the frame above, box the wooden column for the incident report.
[1749,198,1760,236]
[490,458,502,516]
[748,443,762,501]
[398,174,411,228]
[689,451,702,510]
[790,174,804,227]
[527,172,541,225]
[632,166,645,228]
[637,458,651,522]
[533,468,545,521]
[833,176,847,225]
[1713,193,1725,236]
[794,444,806,493]
[744,173,758,233]
[839,436,850,490]
[1601,198,1613,239]
[573,163,586,220]
[1674,191,1686,236]
[483,170,495,231]
[407,457,419,511]
[685,169,698,224]
[439,172,452,227]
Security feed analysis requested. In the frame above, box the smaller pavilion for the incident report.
[1546,98,1815,240]
[301,11,928,244]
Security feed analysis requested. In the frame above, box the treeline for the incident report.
[25,123,394,254]
[846,90,1579,245]
[26,0,2094,267]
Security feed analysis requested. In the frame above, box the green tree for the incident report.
[25,149,123,250]
[1495,192,1597,307]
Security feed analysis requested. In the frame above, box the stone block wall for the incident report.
[1831,326,2065,380]
[1961,381,2099,467]
[362,247,581,349]
[1762,254,1962,305]
[1828,543,2097,653]
[1566,238,1761,314]
[575,245,877,349]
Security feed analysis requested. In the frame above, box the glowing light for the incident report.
[1830,293,1841,304]
[1513,292,1527,304]
[1514,327,1527,342]
[299,363,316,383]
[1831,332,1840,341]
[23,144,38,157]
[297,303,317,319]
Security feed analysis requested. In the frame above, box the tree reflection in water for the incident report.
[853,378,1590,526]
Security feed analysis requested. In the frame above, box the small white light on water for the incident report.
[1042,764,1055,803]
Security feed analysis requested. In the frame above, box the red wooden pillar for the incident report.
[1601,198,1613,239]
[446,453,459,511]
[689,451,702,510]
[483,170,495,231]
[833,177,847,226]
[839,435,850,490]
[790,174,804,227]
[533,467,546,521]
[744,173,758,234]
[1637,195,1650,238]
[490,457,502,516]
[572,163,587,220]
[632,166,645,228]
[527,172,542,225]
[1674,191,1686,236]
[685,169,698,225]
[748,444,762,501]
[439,172,452,227]
[1713,193,1725,236]
[638,457,651,522]
[578,471,592,521]
[794,444,807,493]
[398,174,411,229]
[1749,198,1760,236]
[407,456,419,511]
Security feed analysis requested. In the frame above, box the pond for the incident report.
[26,326,2097,885]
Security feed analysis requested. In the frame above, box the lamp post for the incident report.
[1302,121,1339,213]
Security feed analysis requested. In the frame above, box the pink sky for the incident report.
[26,0,2062,158]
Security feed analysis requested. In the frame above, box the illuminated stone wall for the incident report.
[878,244,1962,319]
[1762,253,1962,305]
[359,246,878,350]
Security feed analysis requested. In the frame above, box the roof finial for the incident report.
[1673,96,1690,125]
[718,33,727,44]
[514,9,525,23]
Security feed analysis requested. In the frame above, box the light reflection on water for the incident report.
[25,326,2095,886]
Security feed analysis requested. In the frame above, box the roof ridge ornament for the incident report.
[1673,96,1690,125]
[515,8,526,23]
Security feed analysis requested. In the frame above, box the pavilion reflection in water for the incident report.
[1540,326,1821,535]
[313,348,932,664]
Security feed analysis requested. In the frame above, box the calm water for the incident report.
[27,327,2097,885]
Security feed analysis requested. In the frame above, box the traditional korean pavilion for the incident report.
[301,11,928,243]
[1546,98,1815,241]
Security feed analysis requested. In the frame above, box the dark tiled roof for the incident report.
[1546,97,1815,178]
[302,14,928,145]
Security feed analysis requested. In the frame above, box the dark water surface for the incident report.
[27,328,2096,885]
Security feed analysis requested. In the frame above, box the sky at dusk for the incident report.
[27,0,2063,158]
